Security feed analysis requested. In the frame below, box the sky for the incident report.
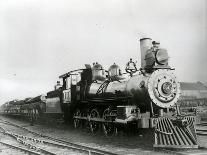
[0,0,206,104]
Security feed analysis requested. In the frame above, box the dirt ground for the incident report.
[2,115,207,155]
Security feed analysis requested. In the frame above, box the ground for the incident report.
[1,115,207,155]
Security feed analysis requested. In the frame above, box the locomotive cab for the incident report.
[60,66,92,104]
[62,73,81,103]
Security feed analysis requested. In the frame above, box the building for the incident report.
[180,82,207,99]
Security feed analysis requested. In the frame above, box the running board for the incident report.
[154,116,198,148]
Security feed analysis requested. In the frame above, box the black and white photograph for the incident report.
[0,0,207,154]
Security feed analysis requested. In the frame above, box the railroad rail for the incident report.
[0,126,90,155]
[197,122,207,126]
[0,141,41,155]
[196,129,207,136]
[196,122,207,136]
[0,118,118,155]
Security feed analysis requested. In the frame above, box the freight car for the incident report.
[2,93,63,123]
[1,38,198,148]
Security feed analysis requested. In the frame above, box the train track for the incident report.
[0,118,118,155]
[196,129,207,136]
[159,147,207,155]
[196,122,207,136]
[2,117,207,155]
[0,141,41,155]
[0,126,90,155]
[197,122,207,126]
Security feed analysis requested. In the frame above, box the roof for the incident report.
[59,69,85,78]
[180,82,207,91]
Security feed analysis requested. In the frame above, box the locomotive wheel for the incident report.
[102,108,117,137]
[73,109,81,129]
[89,109,100,134]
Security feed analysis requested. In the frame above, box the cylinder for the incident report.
[140,38,152,69]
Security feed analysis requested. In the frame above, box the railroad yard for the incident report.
[1,0,207,154]
[0,115,206,155]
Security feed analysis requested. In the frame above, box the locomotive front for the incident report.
[125,38,180,112]
[111,38,197,148]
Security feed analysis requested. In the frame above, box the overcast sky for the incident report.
[0,0,206,104]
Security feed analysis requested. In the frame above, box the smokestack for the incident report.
[140,38,152,69]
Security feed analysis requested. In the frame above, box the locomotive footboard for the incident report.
[153,116,198,148]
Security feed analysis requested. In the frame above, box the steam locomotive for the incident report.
[1,38,198,148]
